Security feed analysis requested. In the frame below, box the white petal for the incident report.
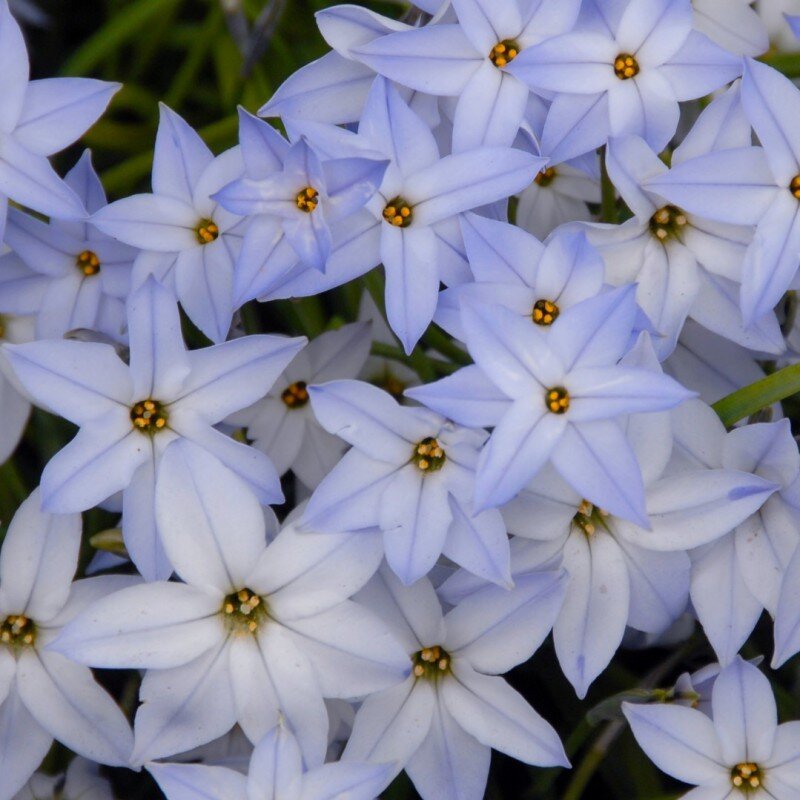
[148,763,246,800]
[553,530,629,698]
[444,570,566,674]
[622,702,727,785]
[443,664,568,767]
[0,488,80,621]
[132,638,237,764]
[0,685,52,800]
[711,657,777,765]
[51,581,223,669]
[343,676,435,771]
[156,440,267,592]
[17,649,132,766]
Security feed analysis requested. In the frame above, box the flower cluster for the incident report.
[1,0,800,798]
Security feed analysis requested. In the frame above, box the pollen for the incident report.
[383,197,413,228]
[790,175,800,200]
[281,380,309,409]
[731,763,762,791]
[195,218,220,245]
[412,645,451,680]
[130,399,168,433]
[649,205,688,241]
[573,499,609,537]
[532,299,559,326]
[545,386,570,414]
[0,614,36,648]
[412,436,446,472]
[535,166,557,187]
[76,250,101,276]
[221,587,267,634]
[614,53,639,80]
[489,39,520,68]
[296,186,319,213]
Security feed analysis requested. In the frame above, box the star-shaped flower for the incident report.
[0,490,134,800]
[0,151,136,341]
[624,657,800,800]
[507,0,741,162]
[149,722,392,800]
[343,566,569,799]
[91,105,248,343]
[409,288,695,524]
[2,278,305,579]
[51,448,408,766]
[0,0,120,237]
[302,379,512,587]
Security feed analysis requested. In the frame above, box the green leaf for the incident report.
[61,0,184,76]
[712,363,800,427]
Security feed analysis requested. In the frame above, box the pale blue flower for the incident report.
[343,566,569,800]
[624,657,800,799]
[51,451,407,766]
[645,59,800,326]
[0,151,135,341]
[0,0,119,237]
[0,490,134,800]
[351,0,582,150]
[409,288,695,524]
[149,723,392,800]
[302,379,512,587]
[92,105,248,343]
[507,0,741,163]
[2,278,305,580]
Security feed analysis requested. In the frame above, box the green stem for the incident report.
[422,325,472,366]
[560,639,701,800]
[712,363,800,427]
[599,145,618,224]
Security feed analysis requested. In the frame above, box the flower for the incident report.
[302,379,512,587]
[343,566,569,800]
[644,58,800,326]
[0,0,120,237]
[149,722,393,800]
[624,657,800,799]
[91,105,248,343]
[214,115,388,273]
[409,289,695,523]
[51,445,408,765]
[507,0,741,162]
[0,490,135,800]
[0,151,135,341]
[351,0,582,149]
[692,0,769,55]
[2,278,305,579]
[228,322,373,490]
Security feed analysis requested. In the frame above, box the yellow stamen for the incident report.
[614,53,640,80]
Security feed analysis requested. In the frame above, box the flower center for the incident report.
[532,299,559,326]
[412,437,446,472]
[489,40,520,68]
[572,499,609,537]
[76,250,101,276]
[130,399,168,433]
[790,175,800,201]
[412,645,451,680]
[649,205,688,241]
[195,218,220,245]
[614,53,639,80]
[535,166,557,187]
[545,386,570,414]
[281,380,309,409]
[0,614,36,648]
[296,187,319,213]
[221,588,267,634]
[731,763,762,791]
[383,197,413,228]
